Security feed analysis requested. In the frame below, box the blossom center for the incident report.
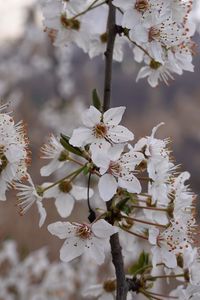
[135,0,149,12]
[58,150,69,161]
[93,123,108,138]
[60,14,80,31]
[108,161,122,177]
[103,279,116,293]
[148,27,160,42]
[59,180,72,193]
[100,32,108,44]
[76,224,92,240]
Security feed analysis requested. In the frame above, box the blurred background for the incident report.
[0,0,200,296]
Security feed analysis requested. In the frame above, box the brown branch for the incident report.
[103,1,128,299]
[103,0,116,112]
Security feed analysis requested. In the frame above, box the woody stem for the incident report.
[103,1,128,299]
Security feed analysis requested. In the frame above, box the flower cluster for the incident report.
[8,102,198,299]
[42,0,196,87]
[0,105,29,201]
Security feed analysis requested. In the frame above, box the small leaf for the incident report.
[128,251,150,276]
[60,134,83,157]
[92,89,102,111]
[83,165,90,176]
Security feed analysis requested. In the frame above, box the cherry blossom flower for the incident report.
[92,144,144,201]
[0,110,30,201]
[44,180,94,218]
[16,175,46,227]
[40,134,69,176]
[149,220,191,269]
[48,219,118,264]
[113,0,169,29]
[42,0,90,50]
[69,106,134,152]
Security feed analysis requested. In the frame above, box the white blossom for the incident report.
[48,219,118,264]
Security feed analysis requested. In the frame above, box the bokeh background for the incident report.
[0,0,200,274]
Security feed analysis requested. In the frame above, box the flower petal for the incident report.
[108,125,134,143]
[36,201,47,228]
[82,106,101,127]
[48,221,76,239]
[118,175,141,194]
[40,159,64,177]
[98,174,118,202]
[87,237,106,265]
[71,184,93,200]
[60,237,85,262]
[103,106,126,125]
[92,219,118,238]
[69,127,94,147]
[55,193,75,218]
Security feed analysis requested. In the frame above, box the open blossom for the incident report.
[44,180,94,218]
[92,144,144,201]
[40,134,69,176]
[149,220,191,269]
[16,175,46,227]
[113,0,169,29]
[171,171,197,224]
[69,106,134,153]
[42,0,90,50]
[48,219,118,264]
[0,109,30,201]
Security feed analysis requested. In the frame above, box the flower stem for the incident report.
[120,225,148,241]
[121,215,167,228]
[148,292,178,299]
[131,205,168,212]
[103,1,127,299]
[42,166,85,192]
[72,0,106,20]
[146,274,185,281]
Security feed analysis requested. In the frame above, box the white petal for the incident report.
[36,201,47,228]
[108,125,134,143]
[87,237,106,265]
[122,9,141,29]
[151,246,162,267]
[92,219,118,238]
[148,228,159,245]
[82,106,101,127]
[103,106,125,125]
[98,174,118,202]
[40,159,63,177]
[71,185,93,200]
[55,194,75,218]
[162,247,177,268]
[69,127,94,147]
[92,151,110,174]
[48,222,76,239]
[129,25,148,43]
[107,144,124,161]
[118,175,141,194]
[60,237,85,262]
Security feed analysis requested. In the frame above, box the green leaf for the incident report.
[128,251,150,276]
[60,134,83,157]
[92,89,102,111]
[83,165,90,176]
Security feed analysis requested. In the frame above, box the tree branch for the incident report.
[103,1,128,299]
[103,0,116,112]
